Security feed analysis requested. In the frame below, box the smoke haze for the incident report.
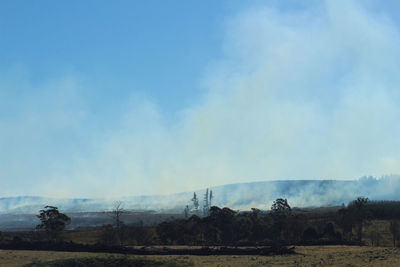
[1,176,400,216]
[1,1,400,198]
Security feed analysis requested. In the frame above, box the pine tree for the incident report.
[209,190,213,207]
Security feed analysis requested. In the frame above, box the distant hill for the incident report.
[1,176,399,214]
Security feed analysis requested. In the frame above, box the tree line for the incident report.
[157,197,400,246]
[3,197,400,248]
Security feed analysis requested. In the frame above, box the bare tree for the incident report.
[112,201,124,229]
[203,188,209,216]
[109,201,125,245]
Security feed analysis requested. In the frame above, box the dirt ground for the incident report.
[0,246,399,267]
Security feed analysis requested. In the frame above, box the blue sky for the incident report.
[0,1,231,112]
[1,1,400,198]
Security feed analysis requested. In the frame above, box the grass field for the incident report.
[1,246,400,267]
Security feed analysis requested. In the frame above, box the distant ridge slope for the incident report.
[1,176,399,214]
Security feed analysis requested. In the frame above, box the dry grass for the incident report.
[1,246,400,267]
[60,229,102,245]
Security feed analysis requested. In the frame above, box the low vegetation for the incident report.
[2,198,400,248]
[1,197,400,267]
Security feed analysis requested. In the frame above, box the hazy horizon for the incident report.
[2,1,400,198]
[1,177,361,199]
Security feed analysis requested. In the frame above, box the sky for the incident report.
[1,0,400,198]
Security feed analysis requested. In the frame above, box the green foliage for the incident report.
[36,206,71,240]
[323,222,336,238]
[155,201,341,246]
[155,198,355,246]
[31,197,400,248]
[346,197,371,241]
[365,201,400,219]
[271,198,291,215]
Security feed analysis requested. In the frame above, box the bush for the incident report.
[323,222,336,239]
[302,227,319,241]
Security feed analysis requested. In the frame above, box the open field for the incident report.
[1,246,400,267]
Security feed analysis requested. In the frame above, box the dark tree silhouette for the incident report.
[337,207,355,241]
[100,224,118,245]
[302,227,319,241]
[323,222,336,239]
[184,205,190,218]
[270,198,292,241]
[111,201,125,245]
[389,220,399,247]
[348,197,370,241]
[191,192,199,214]
[112,201,124,229]
[36,206,70,240]
[271,198,291,215]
